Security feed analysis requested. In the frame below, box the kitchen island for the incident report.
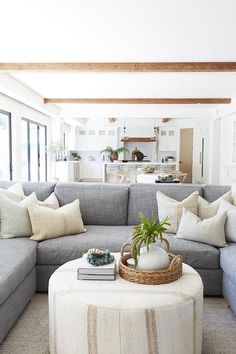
[103,161,178,182]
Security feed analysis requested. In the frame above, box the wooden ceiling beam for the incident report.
[2,62,236,72]
[44,98,231,104]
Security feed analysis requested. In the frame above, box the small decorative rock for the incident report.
[87,248,114,266]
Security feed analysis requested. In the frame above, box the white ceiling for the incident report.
[1,0,236,119]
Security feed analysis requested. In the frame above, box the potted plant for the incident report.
[100,146,129,162]
[131,213,171,271]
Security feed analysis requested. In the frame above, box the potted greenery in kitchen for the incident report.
[131,213,171,271]
[100,146,129,162]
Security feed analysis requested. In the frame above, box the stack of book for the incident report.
[77,254,116,281]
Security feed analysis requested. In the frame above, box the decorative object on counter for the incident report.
[87,248,115,266]
[100,146,129,162]
[141,165,156,174]
[157,173,176,182]
[119,243,183,285]
[131,213,170,270]
[167,156,175,162]
[47,142,65,161]
[71,152,81,161]
[131,147,146,161]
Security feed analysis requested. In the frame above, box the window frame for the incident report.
[22,118,47,181]
[0,109,12,180]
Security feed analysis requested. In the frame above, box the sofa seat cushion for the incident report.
[159,234,220,269]
[0,238,37,306]
[37,225,134,265]
[128,183,204,225]
[55,183,129,225]
[220,243,236,284]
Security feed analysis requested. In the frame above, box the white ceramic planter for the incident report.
[137,244,170,271]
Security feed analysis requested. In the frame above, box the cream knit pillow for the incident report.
[197,191,232,219]
[156,191,199,233]
[177,207,227,247]
[0,183,25,202]
[28,199,86,241]
[37,192,59,209]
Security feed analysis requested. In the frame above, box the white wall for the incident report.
[0,93,53,180]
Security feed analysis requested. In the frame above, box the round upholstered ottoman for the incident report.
[49,257,203,354]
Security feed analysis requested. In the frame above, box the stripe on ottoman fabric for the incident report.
[145,309,158,354]
[87,306,98,354]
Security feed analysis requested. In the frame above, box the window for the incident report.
[21,118,47,181]
[0,109,12,180]
[233,121,236,163]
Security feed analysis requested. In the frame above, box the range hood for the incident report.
[121,137,156,142]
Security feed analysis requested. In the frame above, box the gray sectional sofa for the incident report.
[0,181,235,343]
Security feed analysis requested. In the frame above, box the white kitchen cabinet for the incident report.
[76,128,118,151]
[158,129,177,151]
[55,161,80,182]
[79,162,103,181]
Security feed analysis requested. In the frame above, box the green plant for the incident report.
[100,146,129,155]
[131,213,170,266]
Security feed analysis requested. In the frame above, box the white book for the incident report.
[77,254,116,275]
[78,274,116,281]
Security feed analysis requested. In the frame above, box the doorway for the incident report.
[179,128,193,183]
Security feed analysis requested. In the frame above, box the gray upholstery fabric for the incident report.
[196,269,222,296]
[0,181,56,201]
[37,225,133,265]
[220,243,236,284]
[203,185,231,202]
[223,274,236,315]
[0,238,37,306]
[55,183,129,225]
[36,265,59,292]
[158,234,220,269]
[0,268,36,343]
[127,183,204,225]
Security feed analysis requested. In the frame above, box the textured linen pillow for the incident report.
[0,183,25,202]
[197,191,232,219]
[0,192,37,238]
[218,199,236,242]
[37,192,59,209]
[156,191,199,233]
[177,207,227,247]
[28,199,86,241]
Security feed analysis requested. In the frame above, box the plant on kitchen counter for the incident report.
[100,146,129,162]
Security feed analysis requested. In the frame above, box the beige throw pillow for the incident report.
[197,191,232,219]
[37,192,59,209]
[156,191,199,233]
[218,199,236,242]
[0,192,37,238]
[28,200,86,241]
[177,208,227,247]
[0,183,25,202]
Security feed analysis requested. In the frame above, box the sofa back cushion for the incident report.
[55,183,129,225]
[203,185,231,202]
[0,181,56,201]
[127,183,204,225]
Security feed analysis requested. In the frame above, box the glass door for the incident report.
[0,109,12,180]
[21,119,47,181]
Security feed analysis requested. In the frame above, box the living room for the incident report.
[0,1,236,354]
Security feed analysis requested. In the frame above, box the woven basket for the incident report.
[119,243,183,285]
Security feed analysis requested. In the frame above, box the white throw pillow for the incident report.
[177,207,227,247]
[28,199,86,241]
[0,192,38,238]
[0,183,25,202]
[197,191,232,219]
[37,192,59,209]
[218,199,236,242]
[156,191,199,233]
